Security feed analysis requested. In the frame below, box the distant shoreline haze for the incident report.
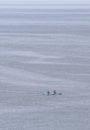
[0,0,90,5]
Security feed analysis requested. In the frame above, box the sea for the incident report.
[0,4,90,130]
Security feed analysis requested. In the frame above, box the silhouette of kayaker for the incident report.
[47,91,50,96]
[46,90,62,96]
[52,90,57,95]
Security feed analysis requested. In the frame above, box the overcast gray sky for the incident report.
[0,0,90,4]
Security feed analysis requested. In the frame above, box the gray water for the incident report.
[0,4,90,130]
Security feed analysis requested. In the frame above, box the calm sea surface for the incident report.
[0,4,90,130]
